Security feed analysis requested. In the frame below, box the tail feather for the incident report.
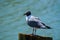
[41,23,52,29]
[46,26,52,29]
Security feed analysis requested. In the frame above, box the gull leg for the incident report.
[35,28,36,35]
[32,27,34,35]
[32,27,36,35]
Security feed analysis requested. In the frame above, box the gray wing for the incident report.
[31,16,51,29]
[34,17,42,23]
[34,16,48,28]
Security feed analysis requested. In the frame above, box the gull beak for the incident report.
[23,13,26,16]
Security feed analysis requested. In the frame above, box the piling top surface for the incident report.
[19,33,52,40]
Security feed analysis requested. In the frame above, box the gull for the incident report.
[24,11,51,35]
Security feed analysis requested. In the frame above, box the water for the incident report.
[0,0,60,40]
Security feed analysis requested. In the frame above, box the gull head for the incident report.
[24,11,31,16]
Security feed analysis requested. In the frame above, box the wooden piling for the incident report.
[19,33,52,40]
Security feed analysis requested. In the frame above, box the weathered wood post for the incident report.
[19,33,52,40]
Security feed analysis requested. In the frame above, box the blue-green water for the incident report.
[0,0,60,40]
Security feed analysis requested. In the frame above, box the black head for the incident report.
[24,11,31,16]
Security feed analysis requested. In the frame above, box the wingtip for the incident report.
[46,26,52,29]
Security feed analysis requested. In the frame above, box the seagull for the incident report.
[24,11,51,35]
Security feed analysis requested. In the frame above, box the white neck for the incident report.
[26,15,31,21]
